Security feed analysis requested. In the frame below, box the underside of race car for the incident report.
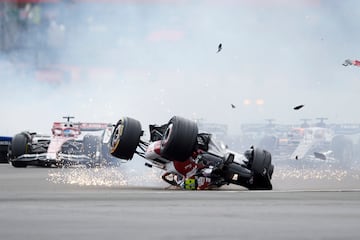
[109,116,274,190]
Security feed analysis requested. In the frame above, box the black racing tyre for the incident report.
[331,135,353,166]
[246,149,273,190]
[160,116,198,162]
[110,117,142,160]
[248,173,273,190]
[101,143,120,167]
[11,133,30,158]
[268,164,274,179]
[83,134,101,158]
[249,148,272,176]
[11,161,27,168]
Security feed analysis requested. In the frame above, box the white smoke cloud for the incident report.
[1,0,360,137]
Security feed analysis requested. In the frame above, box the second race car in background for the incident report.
[8,117,117,168]
[0,136,12,163]
[245,118,360,168]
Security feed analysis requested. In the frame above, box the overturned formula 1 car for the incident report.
[8,117,117,168]
[110,116,274,190]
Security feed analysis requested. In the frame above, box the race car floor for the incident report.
[0,163,360,240]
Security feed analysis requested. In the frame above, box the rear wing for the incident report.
[52,122,112,131]
[78,123,113,131]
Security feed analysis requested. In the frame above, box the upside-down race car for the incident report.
[110,116,274,190]
[8,117,116,168]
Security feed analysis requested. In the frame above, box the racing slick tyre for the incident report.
[268,163,274,179]
[245,148,273,190]
[10,132,30,168]
[248,172,273,190]
[110,117,142,160]
[160,116,198,162]
[331,135,353,168]
[246,148,272,176]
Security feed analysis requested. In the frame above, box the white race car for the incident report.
[110,116,274,190]
[8,117,116,168]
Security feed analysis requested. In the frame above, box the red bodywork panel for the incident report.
[353,60,360,66]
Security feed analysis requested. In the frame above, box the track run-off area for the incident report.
[1,163,360,240]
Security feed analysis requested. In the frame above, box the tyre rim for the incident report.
[162,123,173,145]
[110,121,124,153]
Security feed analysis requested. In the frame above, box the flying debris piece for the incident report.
[217,43,222,53]
[293,104,304,110]
[295,155,298,160]
[231,104,236,109]
[352,60,360,66]
[314,152,326,160]
[342,59,353,66]
[342,59,360,67]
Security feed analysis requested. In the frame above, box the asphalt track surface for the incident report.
[1,163,360,240]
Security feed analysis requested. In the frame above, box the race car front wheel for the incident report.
[10,132,31,168]
[11,132,30,158]
[110,117,142,160]
[160,116,198,162]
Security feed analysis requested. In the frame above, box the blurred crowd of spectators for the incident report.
[0,1,65,66]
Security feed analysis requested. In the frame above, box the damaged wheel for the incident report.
[160,116,198,162]
[246,147,272,175]
[110,117,142,160]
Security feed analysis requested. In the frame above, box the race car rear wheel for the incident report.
[110,117,142,160]
[160,116,198,162]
